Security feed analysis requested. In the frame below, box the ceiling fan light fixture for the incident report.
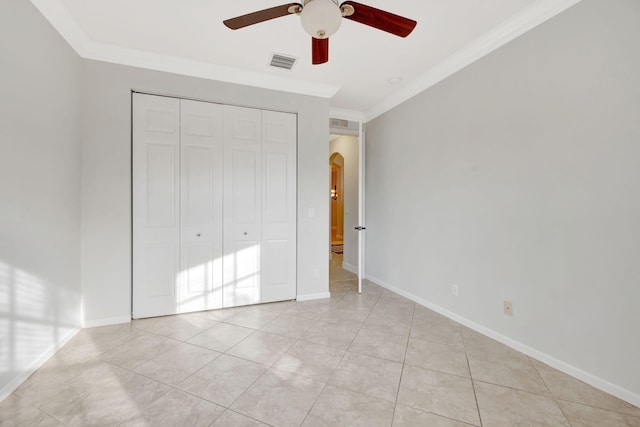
[300,0,342,39]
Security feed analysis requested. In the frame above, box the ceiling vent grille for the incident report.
[330,118,349,128]
[270,54,297,70]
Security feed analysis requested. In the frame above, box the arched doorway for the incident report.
[329,152,344,246]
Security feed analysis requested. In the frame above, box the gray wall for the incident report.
[0,0,82,396]
[366,0,640,398]
[80,60,330,325]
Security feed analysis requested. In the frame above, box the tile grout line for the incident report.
[529,358,575,427]
[390,299,416,426]
[461,329,484,427]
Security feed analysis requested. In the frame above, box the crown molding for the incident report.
[30,0,340,99]
[364,0,585,122]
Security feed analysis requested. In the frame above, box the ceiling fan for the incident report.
[223,0,417,65]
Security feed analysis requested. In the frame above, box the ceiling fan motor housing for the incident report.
[300,0,342,39]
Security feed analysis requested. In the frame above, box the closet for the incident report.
[132,93,297,319]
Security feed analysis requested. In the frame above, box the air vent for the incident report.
[330,118,349,128]
[270,54,297,70]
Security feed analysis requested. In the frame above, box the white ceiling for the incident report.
[32,0,582,120]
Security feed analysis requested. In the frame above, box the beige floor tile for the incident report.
[303,385,395,427]
[257,300,298,313]
[398,365,480,426]
[227,331,296,366]
[0,394,63,427]
[134,343,220,386]
[119,388,225,427]
[100,332,180,370]
[273,340,345,382]
[393,404,475,426]
[413,306,454,324]
[474,381,570,426]
[557,400,640,427]
[411,318,464,347]
[285,301,334,320]
[303,317,363,350]
[224,309,282,329]
[370,300,415,320]
[4,260,638,427]
[177,354,266,407]
[46,370,171,427]
[329,351,403,402]
[46,324,146,367]
[191,306,247,322]
[16,360,128,407]
[322,305,372,323]
[405,337,470,377]
[258,313,316,339]
[532,359,640,417]
[210,410,269,426]
[465,335,549,395]
[363,314,412,337]
[141,314,219,341]
[187,322,254,352]
[334,292,380,308]
[349,327,408,363]
[231,369,325,427]
[329,262,357,282]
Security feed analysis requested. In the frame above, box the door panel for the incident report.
[261,111,297,303]
[133,94,180,318]
[223,106,262,307]
[179,99,224,313]
[146,245,178,297]
[232,150,259,224]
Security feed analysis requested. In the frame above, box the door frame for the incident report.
[329,109,365,294]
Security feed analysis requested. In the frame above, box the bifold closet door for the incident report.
[222,107,297,306]
[179,100,224,313]
[261,110,297,303]
[223,106,263,307]
[133,94,224,318]
[133,94,181,318]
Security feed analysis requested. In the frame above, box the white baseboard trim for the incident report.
[297,292,331,302]
[0,326,81,403]
[365,274,640,408]
[82,315,131,328]
[341,261,358,275]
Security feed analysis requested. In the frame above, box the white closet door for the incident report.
[261,111,297,303]
[179,100,224,313]
[223,106,262,307]
[133,94,180,318]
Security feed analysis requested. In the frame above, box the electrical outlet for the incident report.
[312,268,319,278]
[452,284,459,297]
[504,301,514,316]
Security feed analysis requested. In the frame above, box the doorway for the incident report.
[328,133,360,286]
[330,153,344,246]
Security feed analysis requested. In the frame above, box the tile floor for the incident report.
[1,255,639,426]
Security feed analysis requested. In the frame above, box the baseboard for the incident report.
[297,292,331,302]
[0,326,81,403]
[341,261,358,275]
[365,274,640,408]
[82,315,131,328]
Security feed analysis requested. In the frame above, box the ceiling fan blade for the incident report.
[341,1,417,38]
[312,37,329,65]
[224,3,300,30]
